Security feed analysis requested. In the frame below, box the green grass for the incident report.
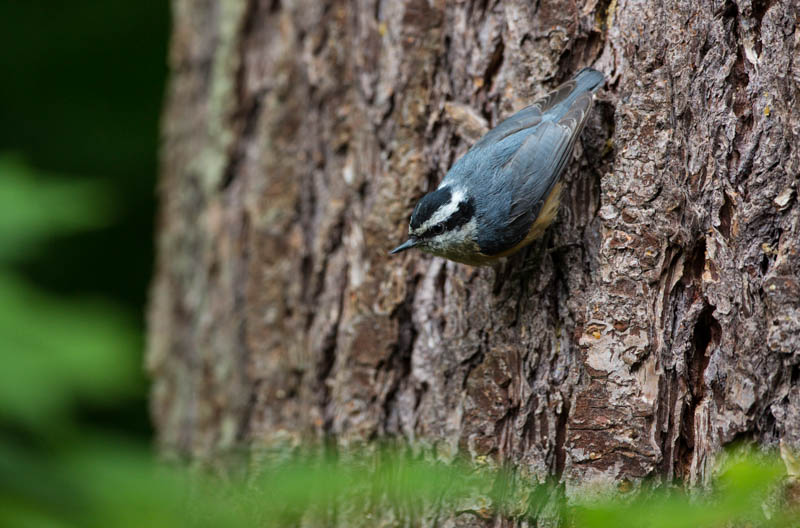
[3,439,797,527]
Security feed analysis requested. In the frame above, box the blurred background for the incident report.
[0,1,172,523]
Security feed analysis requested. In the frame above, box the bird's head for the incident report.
[390,185,478,260]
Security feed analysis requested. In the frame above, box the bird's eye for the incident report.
[432,224,445,235]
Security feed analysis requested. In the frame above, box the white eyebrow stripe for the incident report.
[418,188,465,232]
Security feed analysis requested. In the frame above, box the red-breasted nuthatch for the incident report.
[390,67,605,265]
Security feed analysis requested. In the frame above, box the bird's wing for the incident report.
[531,78,579,115]
[471,105,543,150]
[482,92,594,252]
[469,68,603,153]
[469,75,591,152]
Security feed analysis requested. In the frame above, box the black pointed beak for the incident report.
[390,237,418,255]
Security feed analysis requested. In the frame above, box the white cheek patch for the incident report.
[426,217,478,254]
[417,188,466,233]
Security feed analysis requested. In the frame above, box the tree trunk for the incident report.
[149,0,800,510]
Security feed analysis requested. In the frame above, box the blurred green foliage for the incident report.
[0,156,143,523]
[0,157,113,260]
[0,157,140,429]
[0,1,169,437]
[0,0,168,309]
[0,1,168,524]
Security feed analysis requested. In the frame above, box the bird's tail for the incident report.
[535,67,605,121]
[572,67,605,94]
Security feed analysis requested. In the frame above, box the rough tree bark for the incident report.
[148,0,800,517]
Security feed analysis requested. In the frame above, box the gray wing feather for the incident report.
[469,74,592,152]
[471,105,543,150]
[532,79,579,115]
[504,91,594,230]
[465,68,603,154]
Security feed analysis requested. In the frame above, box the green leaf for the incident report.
[0,154,114,261]
[0,272,140,429]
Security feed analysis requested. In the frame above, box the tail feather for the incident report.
[572,67,605,94]
[537,67,605,121]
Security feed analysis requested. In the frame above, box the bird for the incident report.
[390,67,605,266]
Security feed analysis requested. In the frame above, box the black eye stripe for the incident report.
[444,198,474,231]
[421,197,474,238]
